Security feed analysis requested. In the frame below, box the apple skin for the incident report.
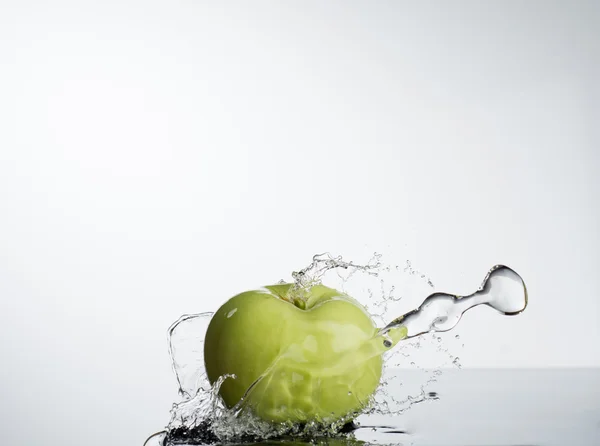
[204,283,383,424]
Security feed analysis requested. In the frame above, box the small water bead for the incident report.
[455,334,460,340]
[403,260,436,287]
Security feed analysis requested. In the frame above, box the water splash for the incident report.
[143,431,167,446]
[168,313,213,398]
[287,252,382,306]
[380,265,527,343]
[403,260,435,288]
[163,315,364,444]
[155,255,527,444]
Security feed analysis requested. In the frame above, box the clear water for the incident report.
[146,254,539,445]
[379,264,527,345]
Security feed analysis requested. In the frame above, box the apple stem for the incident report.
[293,297,307,310]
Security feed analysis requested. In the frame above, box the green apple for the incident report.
[204,283,406,424]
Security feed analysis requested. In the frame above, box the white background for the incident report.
[0,1,598,445]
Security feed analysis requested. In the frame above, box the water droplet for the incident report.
[455,334,460,339]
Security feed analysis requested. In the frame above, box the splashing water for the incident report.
[364,264,527,416]
[290,253,381,289]
[379,264,527,347]
[147,254,527,445]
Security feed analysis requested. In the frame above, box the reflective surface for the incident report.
[146,368,600,445]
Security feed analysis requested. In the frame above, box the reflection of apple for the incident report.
[204,284,393,424]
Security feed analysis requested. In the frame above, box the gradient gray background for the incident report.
[0,1,598,445]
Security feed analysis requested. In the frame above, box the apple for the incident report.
[204,283,406,424]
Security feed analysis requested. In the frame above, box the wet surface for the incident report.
[146,368,600,445]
